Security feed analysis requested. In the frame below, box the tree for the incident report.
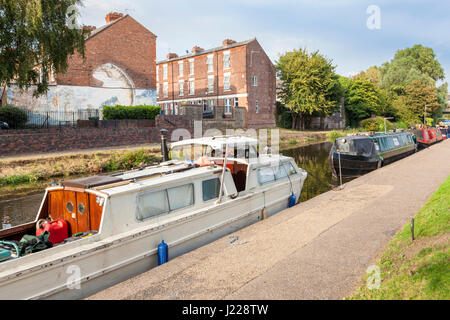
[353,66,381,85]
[340,78,385,127]
[0,0,88,96]
[276,48,342,130]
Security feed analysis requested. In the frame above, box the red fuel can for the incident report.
[36,220,69,244]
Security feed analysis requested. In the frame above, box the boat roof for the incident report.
[337,131,411,141]
[170,136,258,150]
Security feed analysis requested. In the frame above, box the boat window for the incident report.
[202,178,221,202]
[137,190,169,220]
[168,184,194,211]
[274,162,297,180]
[258,166,276,184]
[336,139,350,153]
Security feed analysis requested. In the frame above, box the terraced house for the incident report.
[156,39,276,129]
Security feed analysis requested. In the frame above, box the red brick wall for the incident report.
[56,16,157,90]
[246,41,277,129]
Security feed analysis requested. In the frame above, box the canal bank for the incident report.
[89,139,450,300]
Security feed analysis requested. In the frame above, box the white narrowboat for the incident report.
[0,136,307,300]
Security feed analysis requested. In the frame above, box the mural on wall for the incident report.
[6,63,157,121]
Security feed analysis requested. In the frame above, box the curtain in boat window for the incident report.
[202,178,221,202]
[168,184,194,211]
[258,166,276,184]
[137,190,169,221]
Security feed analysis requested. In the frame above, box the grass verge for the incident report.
[348,176,450,300]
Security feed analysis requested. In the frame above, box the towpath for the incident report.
[89,140,450,300]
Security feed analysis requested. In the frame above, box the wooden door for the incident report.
[63,191,78,236]
[89,194,103,232]
[49,191,65,221]
[76,193,90,234]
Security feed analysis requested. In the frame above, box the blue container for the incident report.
[289,193,297,208]
[158,240,169,266]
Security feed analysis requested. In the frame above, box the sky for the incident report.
[78,0,450,82]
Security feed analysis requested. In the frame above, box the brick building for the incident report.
[7,13,157,120]
[156,38,276,129]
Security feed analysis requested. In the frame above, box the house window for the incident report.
[207,55,214,73]
[203,100,208,111]
[156,66,159,81]
[224,73,231,91]
[163,82,168,98]
[189,59,194,75]
[156,84,159,98]
[163,64,168,80]
[179,80,184,96]
[178,61,184,77]
[234,98,239,107]
[208,75,214,93]
[202,178,221,202]
[255,100,259,114]
[223,51,230,70]
[170,103,174,115]
[252,76,258,87]
[225,98,232,114]
[189,79,195,95]
[174,103,179,115]
[164,103,168,115]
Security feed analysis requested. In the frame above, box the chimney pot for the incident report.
[191,46,204,54]
[105,12,124,23]
[166,53,179,60]
[223,39,236,47]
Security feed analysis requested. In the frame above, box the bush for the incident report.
[0,106,28,129]
[360,116,394,132]
[102,105,161,120]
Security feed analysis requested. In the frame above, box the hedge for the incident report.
[360,116,394,132]
[0,106,28,129]
[102,105,161,120]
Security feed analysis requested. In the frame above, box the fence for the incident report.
[23,109,101,128]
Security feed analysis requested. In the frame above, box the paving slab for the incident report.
[88,140,450,300]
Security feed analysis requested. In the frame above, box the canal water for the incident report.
[0,142,353,228]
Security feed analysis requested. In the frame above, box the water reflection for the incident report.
[282,142,354,202]
[0,193,44,228]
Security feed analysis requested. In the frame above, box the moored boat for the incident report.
[329,131,416,178]
[0,136,307,300]
[413,127,443,149]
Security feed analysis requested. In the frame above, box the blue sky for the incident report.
[79,0,450,82]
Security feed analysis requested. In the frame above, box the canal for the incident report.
[0,142,354,228]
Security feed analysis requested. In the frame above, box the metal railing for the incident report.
[23,109,100,128]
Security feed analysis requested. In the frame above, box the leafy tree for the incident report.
[276,48,342,130]
[340,78,385,127]
[0,0,88,96]
[353,66,381,85]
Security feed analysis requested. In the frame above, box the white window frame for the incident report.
[207,54,214,73]
[234,97,239,107]
[163,64,168,80]
[189,78,195,95]
[252,75,258,87]
[208,75,214,93]
[164,103,168,115]
[163,82,168,98]
[178,61,184,77]
[225,98,232,114]
[224,72,231,91]
[156,65,159,81]
[189,59,194,75]
[255,100,259,114]
[179,80,184,96]
[223,51,231,70]
[156,84,160,98]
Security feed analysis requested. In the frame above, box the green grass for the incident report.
[348,176,450,300]
[289,139,298,146]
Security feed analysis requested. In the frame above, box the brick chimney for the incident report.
[166,53,179,60]
[191,46,204,54]
[105,12,124,23]
[83,25,97,33]
[223,39,237,47]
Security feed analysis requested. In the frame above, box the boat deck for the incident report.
[88,139,450,300]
